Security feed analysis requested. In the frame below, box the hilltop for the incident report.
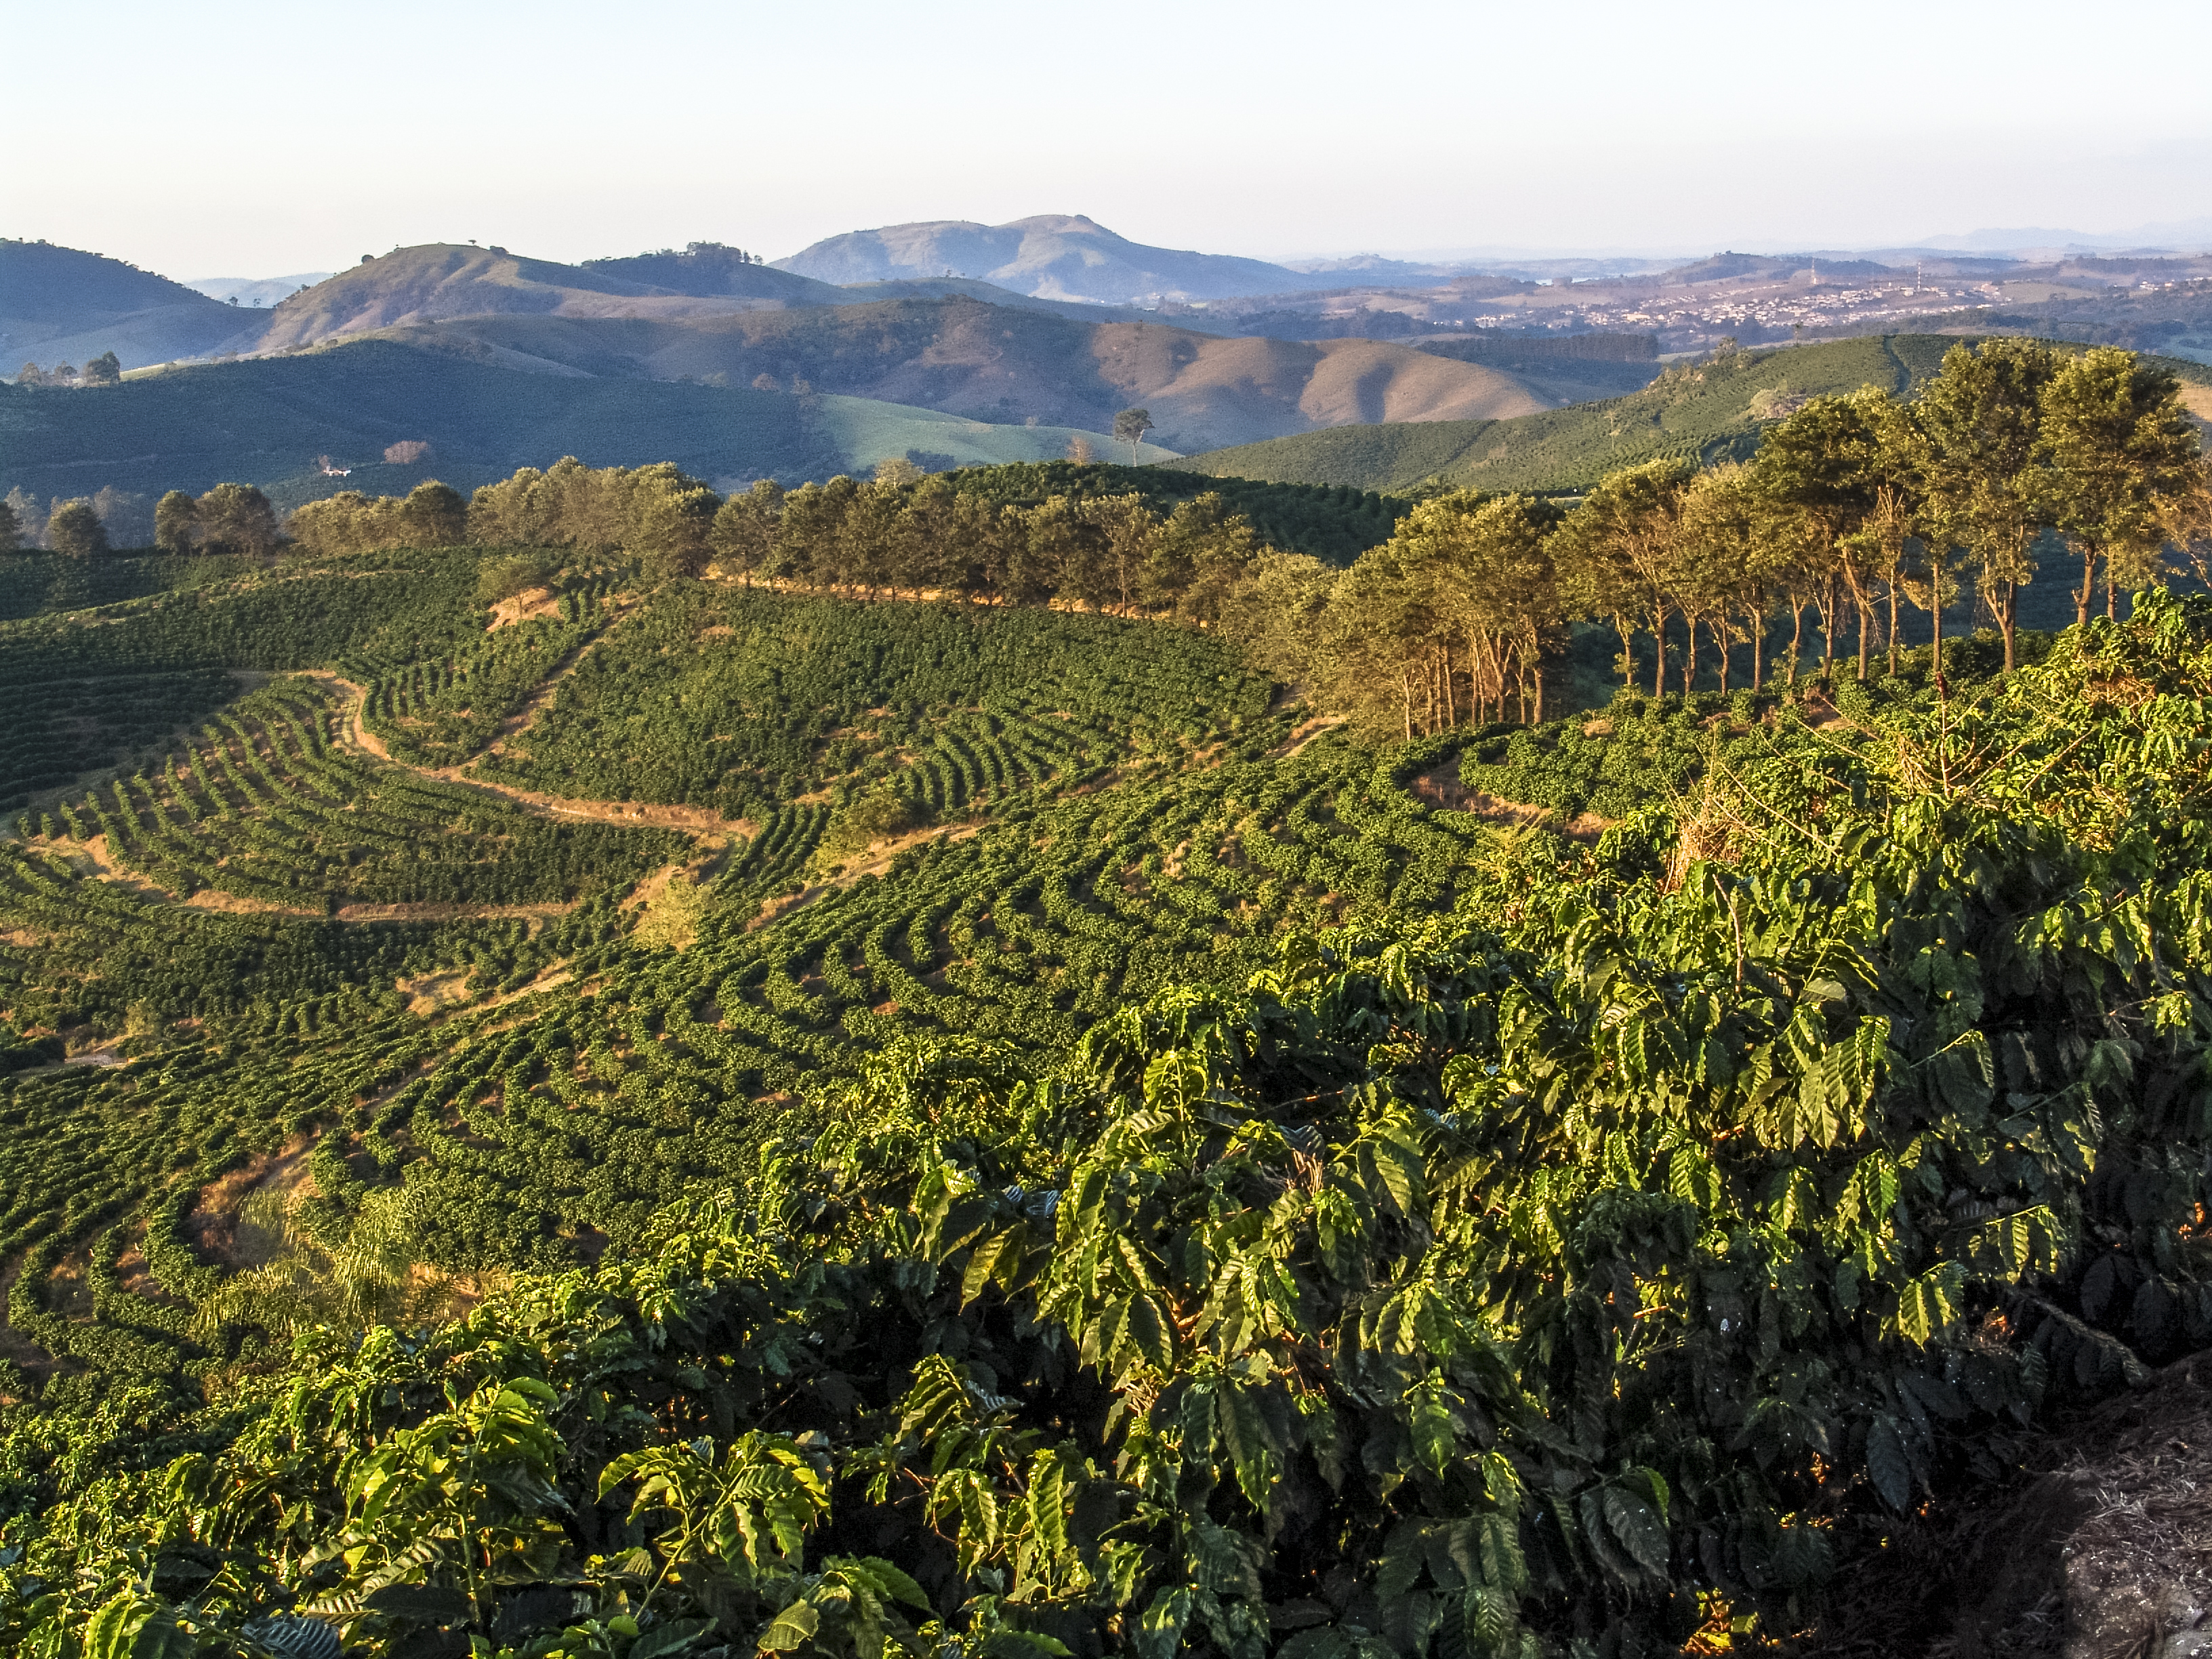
[0,239,257,369]
[771,212,1309,304]
[247,243,853,350]
[1170,332,2212,493]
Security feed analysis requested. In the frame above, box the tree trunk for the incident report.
[1533,666,1545,726]
[1787,601,1804,687]
[1401,668,1414,741]
[2107,570,2119,621]
[1652,606,1668,698]
[1614,615,1637,689]
[1855,596,1871,682]
[1997,581,2017,671]
[1753,615,1765,691]
[2076,544,2097,629]
[1887,581,1900,677]
[1717,619,1732,693]
[1683,615,1699,697]
[1931,583,1944,682]
[1443,641,1456,728]
[1822,576,1839,675]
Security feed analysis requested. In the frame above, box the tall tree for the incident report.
[1112,408,1154,464]
[0,497,19,554]
[1753,392,1887,680]
[1553,459,1692,697]
[45,499,107,558]
[709,480,785,587]
[2036,346,2202,626]
[1912,339,2060,674]
[194,483,279,556]
[1678,464,1797,691]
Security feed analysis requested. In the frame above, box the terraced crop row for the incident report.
[19,680,684,913]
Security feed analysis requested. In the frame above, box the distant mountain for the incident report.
[772,215,1309,305]
[1914,218,2212,254]
[1,240,258,370]
[249,244,855,351]
[578,243,845,304]
[0,333,1176,512]
[339,298,1551,453]
[186,272,334,308]
[1279,254,1475,284]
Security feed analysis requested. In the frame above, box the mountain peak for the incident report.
[772,216,1306,305]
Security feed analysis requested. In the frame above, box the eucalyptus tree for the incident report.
[1112,406,1154,462]
[154,489,198,554]
[1677,462,1797,691]
[1753,392,1888,680]
[2035,346,2200,624]
[1551,458,1692,696]
[710,479,787,588]
[1912,338,2060,673]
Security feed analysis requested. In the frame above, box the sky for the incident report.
[6,0,2211,279]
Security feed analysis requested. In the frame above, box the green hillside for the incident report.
[0,338,1173,510]
[4,330,2211,1659]
[1170,333,2212,494]
[1168,333,1964,492]
[0,239,256,369]
[1,529,2209,1657]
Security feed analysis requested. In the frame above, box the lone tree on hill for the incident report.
[1113,407,1153,463]
[81,350,121,386]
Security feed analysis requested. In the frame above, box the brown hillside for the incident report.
[250,245,826,351]
[350,298,1549,452]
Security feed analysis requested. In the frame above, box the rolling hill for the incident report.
[1167,333,2174,493]
[337,298,1551,453]
[1,240,261,371]
[0,335,1176,513]
[247,243,855,350]
[771,213,1308,304]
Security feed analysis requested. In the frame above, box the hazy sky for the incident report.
[7,0,2211,278]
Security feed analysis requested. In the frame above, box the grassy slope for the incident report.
[0,240,258,369]
[1170,335,2212,494]
[333,300,1548,453]
[0,341,1166,510]
[1166,335,1958,492]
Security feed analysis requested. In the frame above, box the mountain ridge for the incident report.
[771,213,1310,304]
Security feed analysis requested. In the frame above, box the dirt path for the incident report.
[313,669,752,838]
[1277,714,1349,758]
[44,832,585,924]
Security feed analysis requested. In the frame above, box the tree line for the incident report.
[62,338,2209,742]
[1230,340,2211,737]
[293,455,1273,619]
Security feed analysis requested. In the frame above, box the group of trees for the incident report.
[0,486,159,556]
[1240,341,2210,737]
[294,456,1277,618]
[10,350,120,387]
[152,481,283,555]
[706,468,1265,615]
[287,480,466,556]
